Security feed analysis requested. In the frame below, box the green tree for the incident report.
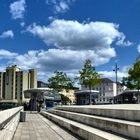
[60,94,71,105]
[78,59,101,104]
[48,71,74,92]
[122,56,140,89]
[122,56,140,102]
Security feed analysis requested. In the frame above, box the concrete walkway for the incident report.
[13,112,79,140]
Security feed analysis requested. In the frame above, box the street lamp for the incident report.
[113,63,119,96]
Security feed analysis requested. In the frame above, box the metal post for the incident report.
[89,93,92,105]
[113,63,119,96]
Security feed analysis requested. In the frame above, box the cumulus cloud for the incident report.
[137,44,140,52]
[46,0,75,14]
[27,19,131,50]
[8,49,129,82]
[0,49,18,59]
[10,0,26,19]
[0,19,131,82]
[0,48,130,83]
[24,19,133,81]
[0,30,14,39]
[24,19,132,82]
[99,65,130,81]
[12,48,116,73]
[116,33,133,46]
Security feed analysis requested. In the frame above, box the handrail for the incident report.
[0,106,23,130]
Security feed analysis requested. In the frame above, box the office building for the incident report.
[0,65,37,104]
[81,78,127,104]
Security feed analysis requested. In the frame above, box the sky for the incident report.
[0,0,140,83]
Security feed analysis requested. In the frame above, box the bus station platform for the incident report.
[13,112,78,140]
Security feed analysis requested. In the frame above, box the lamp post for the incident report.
[113,63,119,96]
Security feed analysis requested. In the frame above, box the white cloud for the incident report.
[10,0,26,19]
[0,48,130,83]
[8,49,114,81]
[116,33,133,46]
[25,20,133,80]
[99,65,130,81]
[48,16,56,21]
[0,49,18,59]
[0,19,131,82]
[0,30,14,39]
[27,19,131,50]
[20,21,25,27]
[137,44,140,52]
[25,19,132,82]
[46,0,75,14]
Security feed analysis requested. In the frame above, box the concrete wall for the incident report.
[0,106,23,140]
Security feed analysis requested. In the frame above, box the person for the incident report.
[92,99,95,105]
[29,98,35,112]
[37,103,41,112]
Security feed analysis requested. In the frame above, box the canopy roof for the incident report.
[75,90,99,94]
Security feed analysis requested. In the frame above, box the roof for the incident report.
[115,89,139,97]
[0,100,18,103]
[75,90,99,94]
[24,88,52,93]
[101,78,113,83]
[101,78,123,85]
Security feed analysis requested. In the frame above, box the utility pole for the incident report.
[113,63,119,96]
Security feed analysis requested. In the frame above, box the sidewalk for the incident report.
[13,112,78,140]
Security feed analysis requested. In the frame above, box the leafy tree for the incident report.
[79,59,101,90]
[60,94,71,105]
[78,59,101,104]
[122,56,140,90]
[48,71,74,92]
[122,56,140,102]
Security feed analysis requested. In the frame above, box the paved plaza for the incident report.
[13,112,79,140]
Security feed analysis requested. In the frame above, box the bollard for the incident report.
[20,111,26,122]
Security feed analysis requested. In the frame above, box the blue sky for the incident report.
[0,0,139,82]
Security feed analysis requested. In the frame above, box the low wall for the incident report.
[0,106,23,140]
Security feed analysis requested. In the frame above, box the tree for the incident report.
[78,59,101,104]
[60,94,71,105]
[122,56,140,102]
[48,71,74,92]
[122,56,140,90]
[79,60,101,90]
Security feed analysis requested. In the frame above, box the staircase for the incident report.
[41,104,140,140]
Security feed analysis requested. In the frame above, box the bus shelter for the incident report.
[75,90,99,105]
[24,88,61,111]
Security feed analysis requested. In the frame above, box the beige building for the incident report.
[0,65,37,104]
[60,89,76,104]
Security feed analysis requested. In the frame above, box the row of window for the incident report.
[96,98,111,102]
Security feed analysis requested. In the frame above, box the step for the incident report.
[56,104,140,121]
[41,111,128,140]
[49,109,140,139]
[39,114,79,140]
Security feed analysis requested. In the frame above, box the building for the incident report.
[114,90,138,104]
[37,81,48,88]
[60,89,76,104]
[0,65,37,105]
[81,78,127,104]
[74,90,99,105]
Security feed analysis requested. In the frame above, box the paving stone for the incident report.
[13,112,78,140]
